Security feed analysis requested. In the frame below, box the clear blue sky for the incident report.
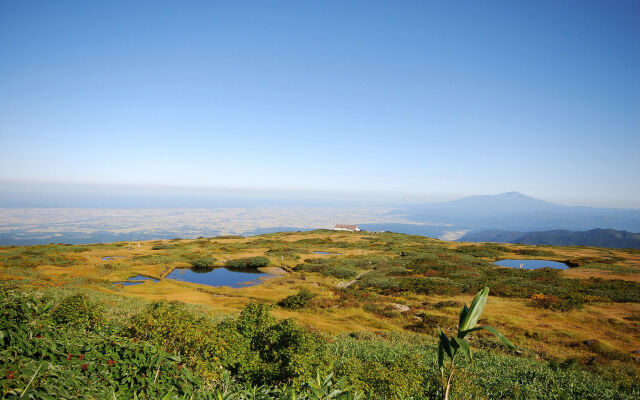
[1,1,639,207]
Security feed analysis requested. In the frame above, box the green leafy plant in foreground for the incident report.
[437,287,514,400]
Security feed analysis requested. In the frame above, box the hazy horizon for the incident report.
[1,181,639,209]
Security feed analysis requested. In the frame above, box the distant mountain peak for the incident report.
[469,191,540,201]
[498,191,529,198]
[448,191,556,210]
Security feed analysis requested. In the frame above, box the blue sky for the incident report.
[1,1,639,207]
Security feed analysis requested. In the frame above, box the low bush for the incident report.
[456,244,509,258]
[277,289,315,310]
[51,293,104,328]
[323,265,359,279]
[529,293,585,311]
[226,256,270,269]
[513,248,555,257]
[190,256,217,269]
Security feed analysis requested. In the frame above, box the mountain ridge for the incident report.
[459,228,640,249]
[394,192,640,232]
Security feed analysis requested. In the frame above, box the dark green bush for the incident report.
[513,248,555,257]
[190,256,217,269]
[277,288,315,310]
[226,256,270,269]
[324,265,359,279]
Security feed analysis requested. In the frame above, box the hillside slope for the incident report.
[460,228,640,249]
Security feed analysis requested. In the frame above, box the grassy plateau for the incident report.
[1,230,639,399]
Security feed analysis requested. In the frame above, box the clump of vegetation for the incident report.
[190,256,217,269]
[456,244,509,258]
[565,256,623,268]
[151,243,176,250]
[128,300,329,387]
[277,288,315,310]
[0,245,85,268]
[226,256,270,269]
[51,293,104,328]
[0,289,202,399]
[529,292,585,311]
[513,248,556,257]
[433,300,462,309]
[265,245,308,261]
[324,265,359,279]
[405,312,449,334]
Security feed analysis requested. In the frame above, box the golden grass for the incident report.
[2,229,639,363]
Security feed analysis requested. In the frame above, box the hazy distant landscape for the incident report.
[2,191,638,248]
[0,206,417,245]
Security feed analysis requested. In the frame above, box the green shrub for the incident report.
[127,301,250,381]
[226,256,270,269]
[190,256,217,269]
[228,302,329,386]
[324,265,359,279]
[0,289,203,399]
[513,248,555,257]
[456,244,509,258]
[51,293,104,328]
[277,288,315,310]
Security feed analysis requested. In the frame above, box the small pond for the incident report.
[112,275,159,286]
[103,256,127,261]
[313,251,341,255]
[165,267,271,288]
[494,259,569,270]
[128,275,159,282]
[112,281,143,286]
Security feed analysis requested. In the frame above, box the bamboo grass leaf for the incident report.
[438,328,452,358]
[452,337,472,364]
[458,304,469,331]
[459,287,489,331]
[460,325,515,348]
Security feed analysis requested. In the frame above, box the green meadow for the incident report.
[1,230,639,399]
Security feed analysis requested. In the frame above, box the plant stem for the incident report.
[20,363,42,398]
[444,358,455,400]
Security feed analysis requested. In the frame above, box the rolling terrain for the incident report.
[1,230,639,398]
